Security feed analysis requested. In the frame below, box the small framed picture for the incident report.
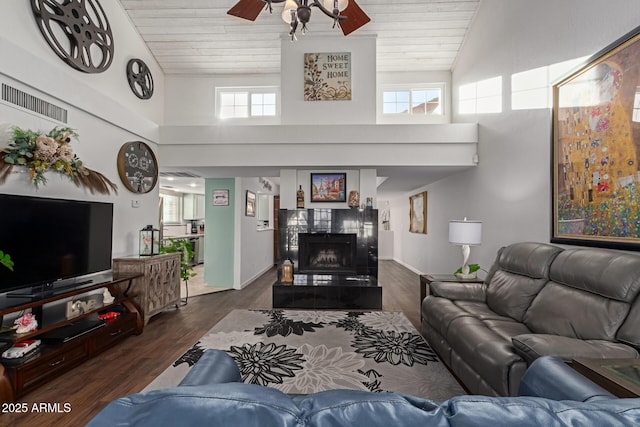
[213,189,229,206]
[409,191,427,234]
[245,190,256,216]
[310,173,347,202]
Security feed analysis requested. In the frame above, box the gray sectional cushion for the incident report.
[495,242,563,279]
[422,297,473,338]
[617,298,640,348]
[449,316,523,396]
[512,334,639,364]
[483,320,531,342]
[430,281,487,302]
[484,242,563,322]
[549,248,640,302]
[486,270,548,322]
[455,301,514,322]
[524,282,630,340]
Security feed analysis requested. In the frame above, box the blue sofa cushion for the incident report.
[87,382,640,427]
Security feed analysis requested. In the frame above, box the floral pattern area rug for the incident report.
[144,309,465,400]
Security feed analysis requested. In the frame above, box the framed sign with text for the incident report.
[304,52,351,101]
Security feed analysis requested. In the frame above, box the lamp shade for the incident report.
[449,219,482,246]
[282,0,298,23]
[323,0,349,11]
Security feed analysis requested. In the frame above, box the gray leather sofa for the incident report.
[421,242,640,397]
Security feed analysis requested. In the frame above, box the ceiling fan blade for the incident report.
[227,0,265,22]
[339,0,371,36]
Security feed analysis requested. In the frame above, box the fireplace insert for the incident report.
[298,233,357,274]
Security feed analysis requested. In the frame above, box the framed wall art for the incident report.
[246,190,256,216]
[213,189,229,206]
[310,173,346,202]
[409,192,427,234]
[552,25,640,250]
[304,52,352,101]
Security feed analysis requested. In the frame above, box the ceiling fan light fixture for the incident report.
[323,0,349,12]
[281,0,298,24]
[228,0,369,39]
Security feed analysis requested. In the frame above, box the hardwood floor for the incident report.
[2,260,422,426]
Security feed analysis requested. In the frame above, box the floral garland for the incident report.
[0,126,117,194]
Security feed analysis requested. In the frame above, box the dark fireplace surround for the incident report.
[277,208,378,280]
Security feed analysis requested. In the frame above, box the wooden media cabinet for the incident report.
[0,274,143,402]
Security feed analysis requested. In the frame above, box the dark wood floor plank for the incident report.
[2,260,420,426]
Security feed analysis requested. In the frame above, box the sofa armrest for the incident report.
[519,356,615,402]
[430,281,487,302]
[178,349,242,387]
[512,334,639,364]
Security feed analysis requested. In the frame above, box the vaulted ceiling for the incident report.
[119,1,481,196]
[119,0,480,75]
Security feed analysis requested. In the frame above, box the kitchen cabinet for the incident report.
[183,194,205,220]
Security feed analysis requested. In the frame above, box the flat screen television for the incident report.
[0,194,113,296]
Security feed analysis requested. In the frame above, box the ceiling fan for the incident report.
[227,0,371,39]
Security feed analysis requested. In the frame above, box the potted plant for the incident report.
[0,250,13,271]
[160,239,196,305]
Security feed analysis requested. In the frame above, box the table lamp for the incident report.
[449,218,482,279]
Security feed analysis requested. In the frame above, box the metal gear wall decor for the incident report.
[31,0,114,73]
[126,59,154,100]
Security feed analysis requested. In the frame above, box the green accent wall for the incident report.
[204,178,235,287]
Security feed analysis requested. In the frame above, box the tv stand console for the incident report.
[0,274,143,402]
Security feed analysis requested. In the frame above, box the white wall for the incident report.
[0,78,158,258]
[238,177,277,288]
[0,2,164,135]
[280,168,376,210]
[280,35,377,124]
[164,74,280,126]
[387,0,640,275]
[0,2,165,258]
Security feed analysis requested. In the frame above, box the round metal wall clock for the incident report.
[126,58,154,99]
[31,0,114,73]
[117,141,158,193]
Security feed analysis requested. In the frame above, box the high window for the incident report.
[383,88,443,115]
[216,87,279,120]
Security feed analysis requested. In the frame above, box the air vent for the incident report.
[160,171,201,178]
[1,83,68,123]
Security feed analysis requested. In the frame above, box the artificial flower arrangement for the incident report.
[14,313,38,334]
[0,126,117,194]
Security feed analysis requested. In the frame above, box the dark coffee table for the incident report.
[272,274,382,310]
[572,358,640,397]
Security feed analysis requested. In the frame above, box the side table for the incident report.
[572,358,640,397]
[419,274,483,322]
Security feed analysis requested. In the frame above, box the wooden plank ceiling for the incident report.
[119,0,480,75]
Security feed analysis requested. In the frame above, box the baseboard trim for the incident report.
[392,257,424,275]
[240,265,274,289]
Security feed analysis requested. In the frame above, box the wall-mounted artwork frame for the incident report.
[246,190,256,216]
[310,173,347,202]
[552,25,640,250]
[304,52,352,101]
[409,192,427,234]
[213,189,229,206]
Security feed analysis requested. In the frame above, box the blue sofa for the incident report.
[88,350,640,426]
